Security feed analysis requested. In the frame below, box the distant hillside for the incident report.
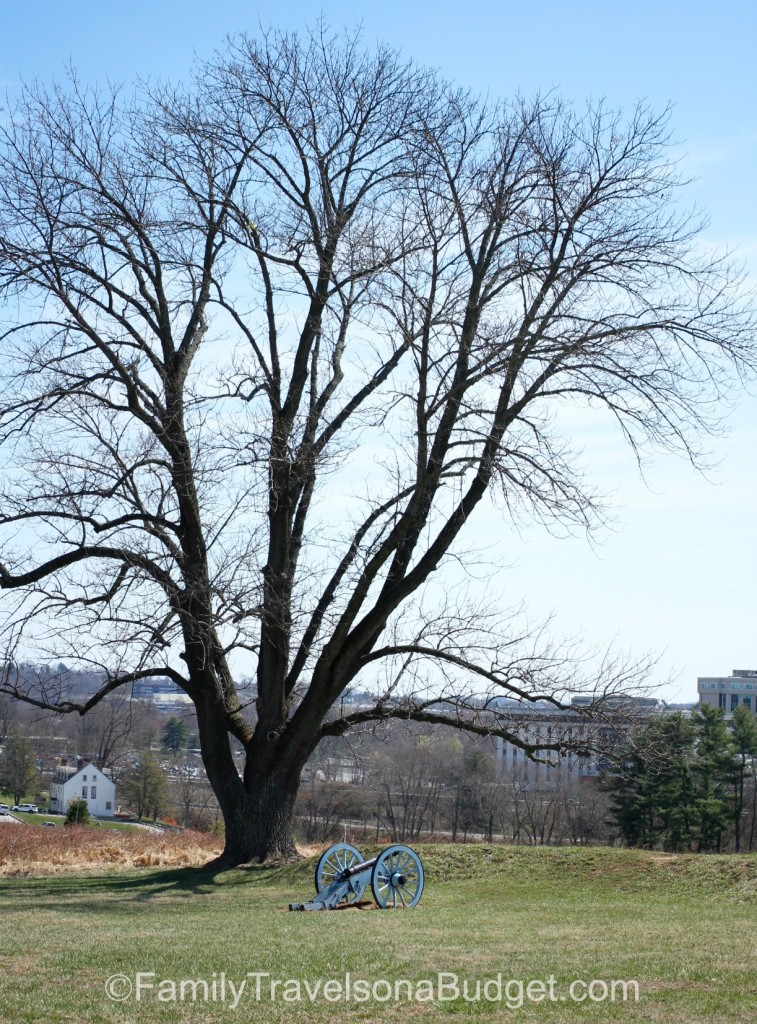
[3,663,181,700]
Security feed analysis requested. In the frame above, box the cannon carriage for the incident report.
[289,842,425,911]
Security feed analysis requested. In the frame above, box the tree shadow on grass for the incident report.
[0,862,257,912]
[0,856,313,915]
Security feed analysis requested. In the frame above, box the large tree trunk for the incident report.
[217,770,300,866]
[193,688,304,866]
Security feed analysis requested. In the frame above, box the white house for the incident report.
[49,761,116,818]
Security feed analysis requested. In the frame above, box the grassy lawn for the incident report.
[1,811,63,826]
[5,811,143,831]
[0,844,755,1023]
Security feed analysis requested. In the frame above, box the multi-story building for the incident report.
[698,669,757,716]
[494,695,661,786]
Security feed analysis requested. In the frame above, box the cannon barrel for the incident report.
[341,855,377,878]
[289,843,424,911]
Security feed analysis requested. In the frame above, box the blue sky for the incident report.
[1,1,755,701]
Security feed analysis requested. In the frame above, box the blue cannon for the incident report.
[289,842,425,911]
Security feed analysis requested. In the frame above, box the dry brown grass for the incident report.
[0,823,223,875]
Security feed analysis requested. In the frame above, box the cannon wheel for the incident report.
[371,845,424,909]
[314,843,364,902]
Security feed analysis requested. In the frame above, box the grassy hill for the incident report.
[0,841,755,1023]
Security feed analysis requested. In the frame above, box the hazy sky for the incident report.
[1,1,755,702]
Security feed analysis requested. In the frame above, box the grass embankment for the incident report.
[0,835,755,1023]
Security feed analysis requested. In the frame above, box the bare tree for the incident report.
[0,26,754,864]
[0,693,16,745]
[747,767,757,853]
[76,693,150,767]
[515,774,564,845]
[296,777,362,844]
[170,759,218,829]
[560,776,611,846]
[120,750,168,821]
[373,736,448,842]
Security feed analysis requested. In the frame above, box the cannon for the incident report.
[289,842,425,911]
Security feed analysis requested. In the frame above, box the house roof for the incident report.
[51,764,113,786]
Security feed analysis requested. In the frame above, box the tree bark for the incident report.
[216,772,299,866]
[192,687,303,865]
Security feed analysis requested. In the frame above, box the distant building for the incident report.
[49,759,116,817]
[131,678,193,707]
[698,669,757,717]
[494,695,662,786]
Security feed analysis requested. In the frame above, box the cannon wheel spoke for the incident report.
[371,845,425,909]
[314,843,364,904]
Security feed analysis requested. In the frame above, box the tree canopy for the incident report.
[0,733,38,805]
[162,717,189,754]
[0,26,754,862]
[604,706,754,853]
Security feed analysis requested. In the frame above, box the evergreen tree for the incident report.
[690,705,734,852]
[161,717,189,755]
[604,746,656,847]
[605,711,732,853]
[648,714,698,852]
[729,706,757,853]
[65,798,91,826]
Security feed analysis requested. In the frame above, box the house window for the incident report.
[106,802,112,811]
[91,787,97,799]
[719,693,727,708]
[743,697,752,711]
[731,694,739,711]
[82,786,88,798]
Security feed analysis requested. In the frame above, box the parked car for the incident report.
[12,803,38,813]
[0,804,10,815]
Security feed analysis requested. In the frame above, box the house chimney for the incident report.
[60,756,68,768]
[76,757,83,771]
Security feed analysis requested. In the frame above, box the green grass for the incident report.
[0,845,755,1023]
[0,789,43,806]
[2,811,58,824]
[6,811,141,831]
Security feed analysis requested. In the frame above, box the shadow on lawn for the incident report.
[0,859,302,913]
